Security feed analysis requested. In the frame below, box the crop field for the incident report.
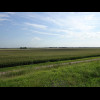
[1,48,100,68]
[0,48,100,87]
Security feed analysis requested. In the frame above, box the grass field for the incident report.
[1,48,100,68]
[0,59,100,87]
[0,48,100,87]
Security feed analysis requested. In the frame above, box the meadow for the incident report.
[0,59,100,87]
[1,48,100,68]
[0,48,100,87]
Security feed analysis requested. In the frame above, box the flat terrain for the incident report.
[0,48,100,87]
[1,48,100,68]
[0,58,100,87]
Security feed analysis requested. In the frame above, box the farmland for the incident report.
[0,48,100,87]
[1,48,100,68]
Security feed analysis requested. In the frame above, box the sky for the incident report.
[1,12,100,48]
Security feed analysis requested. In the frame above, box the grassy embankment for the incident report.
[0,59,100,87]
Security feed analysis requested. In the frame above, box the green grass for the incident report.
[0,48,100,87]
[1,48,100,68]
[0,59,100,87]
[0,55,100,72]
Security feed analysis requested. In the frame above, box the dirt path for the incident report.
[0,58,100,75]
[35,58,100,69]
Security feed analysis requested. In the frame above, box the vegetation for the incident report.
[1,48,100,68]
[0,60,100,87]
[0,48,100,87]
[20,47,27,49]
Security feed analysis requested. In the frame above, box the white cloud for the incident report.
[84,14,95,20]
[5,12,15,15]
[32,37,41,41]
[0,13,9,21]
[45,17,64,26]
[25,22,47,29]
[0,14,9,18]
[21,27,28,30]
[41,13,96,33]
[17,12,39,20]
[0,18,8,21]
[24,13,100,41]
[60,30,100,40]
[66,16,96,32]
[32,30,61,36]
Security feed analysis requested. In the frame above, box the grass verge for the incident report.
[0,57,100,87]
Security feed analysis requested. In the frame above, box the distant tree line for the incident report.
[20,47,27,49]
[49,47,68,48]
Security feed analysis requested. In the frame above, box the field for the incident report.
[0,48,100,87]
[1,48,100,68]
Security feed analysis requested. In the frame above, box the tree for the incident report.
[20,47,27,49]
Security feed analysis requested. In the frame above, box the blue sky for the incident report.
[1,12,100,48]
